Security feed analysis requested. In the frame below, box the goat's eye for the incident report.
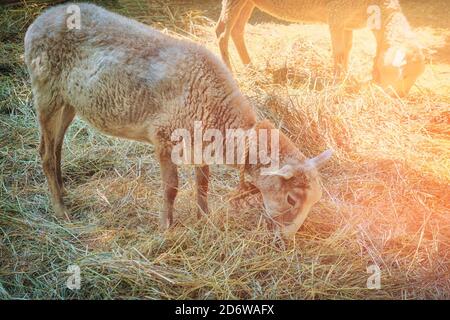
[287,194,297,207]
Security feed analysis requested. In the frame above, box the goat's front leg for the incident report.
[329,25,347,79]
[158,148,178,230]
[372,31,382,83]
[342,29,353,73]
[195,165,209,217]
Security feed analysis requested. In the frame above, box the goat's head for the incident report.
[373,44,425,96]
[251,149,333,238]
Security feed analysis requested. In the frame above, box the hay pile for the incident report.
[0,0,449,299]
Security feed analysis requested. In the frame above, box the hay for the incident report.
[0,0,449,299]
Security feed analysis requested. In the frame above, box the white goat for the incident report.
[24,3,332,237]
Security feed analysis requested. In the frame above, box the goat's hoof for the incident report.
[197,209,209,219]
[159,218,173,232]
[54,205,71,221]
[243,62,255,71]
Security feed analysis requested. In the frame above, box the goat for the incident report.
[24,3,332,237]
[216,0,425,96]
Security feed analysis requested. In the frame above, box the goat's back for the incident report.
[24,3,252,142]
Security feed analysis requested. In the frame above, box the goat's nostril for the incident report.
[287,194,296,207]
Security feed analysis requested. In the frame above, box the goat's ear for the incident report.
[306,149,333,170]
[263,164,295,179]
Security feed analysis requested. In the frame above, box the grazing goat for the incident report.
[25,3,332,237]
[216,0,425,96]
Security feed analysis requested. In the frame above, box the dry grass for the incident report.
[0,0,449,299]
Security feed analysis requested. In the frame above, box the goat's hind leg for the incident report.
[231,1,254,66]
[216,0,249,69]
[329,25,346,80]
[54,105,75,193]
[38,102,74,219]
